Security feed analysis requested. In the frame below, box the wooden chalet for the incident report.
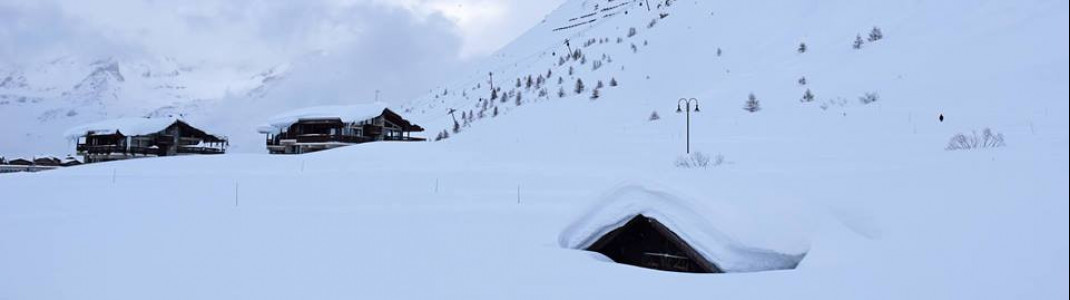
[7,158,33,166]
[559,186,807,274]
[32,157,62,167]
[586,214,720,273]
[66,118,228,163]
[259,103,425,154]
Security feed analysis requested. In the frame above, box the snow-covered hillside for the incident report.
[2,0,1067,299]
[0,55,283,157]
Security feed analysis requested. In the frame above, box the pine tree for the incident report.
[798,42,807,53]
[452,119,461,133]
[801,89,815,102]
[716,48,722,57]
[609,78,618,87]
[596,80,604,89]
[853,34,864,49]
[491,88,498,101]
[569,66,574,76]
[575,79,585,94]
[558,87,566,98]
[516,78,522,88]
[868,27,883,42]
[649,111,660,121]
[798,76,807,86]
[493,106,499,117]
[515,92,523,106]
[526,76,534,89]
[744,93,761,113]
[590,88,600,100]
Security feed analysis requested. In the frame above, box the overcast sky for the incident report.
[1,0,564,63]
[1,0,566,104]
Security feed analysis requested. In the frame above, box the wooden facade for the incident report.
[586,214,721,273]
[265,108,425,154]
[74,120,227,163]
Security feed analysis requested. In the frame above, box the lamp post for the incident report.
[677,98,700,154]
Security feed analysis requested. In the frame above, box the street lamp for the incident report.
[677,98,700,154]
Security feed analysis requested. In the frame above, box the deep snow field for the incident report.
[2,0,1068,299]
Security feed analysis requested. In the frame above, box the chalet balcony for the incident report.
[176,146,226,155]
[269,134,374,145]
[76,144,225,156]
[383,136,427,142]
[76,145,164,156]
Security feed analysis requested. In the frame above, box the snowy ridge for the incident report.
[0,55,282,156]
[558,184,806,272]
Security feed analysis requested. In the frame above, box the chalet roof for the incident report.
[558,185,807,273]
[63,117,180,140]
[257,102,393,134]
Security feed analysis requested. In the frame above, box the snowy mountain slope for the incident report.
[2,0,1068,299]
[0,55,282,157]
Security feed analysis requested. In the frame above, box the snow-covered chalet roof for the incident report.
[257,102,390,134]
[558,185,807,273]
[63,117,181,140]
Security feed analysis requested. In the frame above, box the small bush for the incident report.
[649,111,660,121]
[859,92,879,104]
[946,128,1006,151]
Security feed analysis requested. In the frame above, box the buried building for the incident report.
[558,185,807,273]
[257,103,425,154]
[65,117,228,163]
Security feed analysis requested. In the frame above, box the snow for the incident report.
[558,184,806,273]
[257,102,389,134]
[62,117,180,140]
[2,0,1068,299]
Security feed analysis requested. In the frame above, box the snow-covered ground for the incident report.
[2,0,1068,299]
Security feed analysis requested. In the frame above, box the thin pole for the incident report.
[686,105,691,154]
[234,181,239,207]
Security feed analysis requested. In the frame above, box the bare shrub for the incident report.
[675,152,725,169]
[946,128,1006,150]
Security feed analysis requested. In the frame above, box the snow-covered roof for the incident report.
[258,103,389,134]
[558,185,807,273]
[63,117,180,140]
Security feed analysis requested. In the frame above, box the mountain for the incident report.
[1,0,1067,299]
[0,55,283,157]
